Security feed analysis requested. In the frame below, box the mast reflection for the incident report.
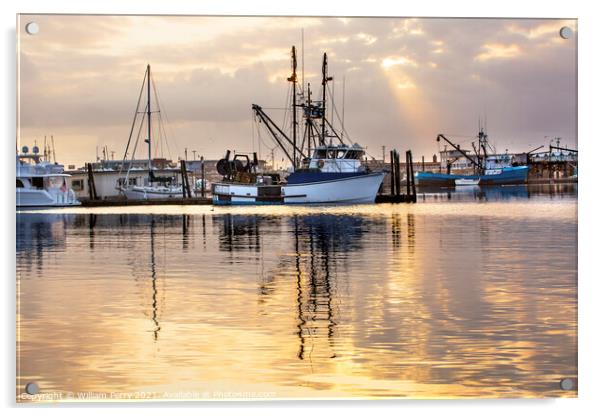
[291,214,368,361]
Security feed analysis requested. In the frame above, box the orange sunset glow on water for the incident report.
[17,191,577,400]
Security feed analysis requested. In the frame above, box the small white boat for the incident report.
[16,147,81,208]
[455,178,480,186]
[121,184,182,200]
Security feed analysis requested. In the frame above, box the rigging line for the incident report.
[281,83,292,134]
[119,69,148,176]
[326,83,352,145]
[124,105,148,185]
[150,76,168,160]
[255,113,277,155]
[251,108,256,155]
[151,74,179,160]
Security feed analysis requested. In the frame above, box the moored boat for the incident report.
[118,65,182,200]
[16,146,81,208]
[416,129,529,187]
[212,46,385,205]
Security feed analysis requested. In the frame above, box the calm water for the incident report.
[16,185,578,400]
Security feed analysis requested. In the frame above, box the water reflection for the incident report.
[419,183,577,202]
[16,188,577,399]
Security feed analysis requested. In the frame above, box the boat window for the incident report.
[31,177,44,189]
[71,179,84,191]
[337,150,347,159]
[313,149,327,159]
[16,179,24,188]
[47,177,63,188]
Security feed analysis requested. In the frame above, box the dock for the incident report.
[81,197,212,207]
[375,149,417,203]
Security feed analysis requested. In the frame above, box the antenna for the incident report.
[51,135,56,163]
[301,28,305,89]
[342,75,346,140]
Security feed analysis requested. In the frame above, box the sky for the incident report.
[17,15,577,167]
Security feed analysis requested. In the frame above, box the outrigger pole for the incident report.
[252,104,306,166]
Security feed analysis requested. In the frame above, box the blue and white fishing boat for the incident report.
[416,130,529,187]
[212,47,385,205]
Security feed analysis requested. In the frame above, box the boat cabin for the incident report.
[305,144,366,173]
[485,154,514,170]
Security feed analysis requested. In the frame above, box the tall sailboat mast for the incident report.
[147,64,152,180]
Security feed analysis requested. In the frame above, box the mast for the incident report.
[147,64,152,180]
[306,83,312,158]
[287,47,298,169]
[321,52,333,145]
[341,75,346,141]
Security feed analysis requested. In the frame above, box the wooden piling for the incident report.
[390,150,395,195]
[408,150,417,202]
[86,163,98,200]
[395,151,401,196]
[180,161,187,198]
[405,151,411,197]
[201,156,206,198]
[180,160,192,198]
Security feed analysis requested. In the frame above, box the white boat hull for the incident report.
[455,178,480,186]
[122,186,183,200]
[213,172,386,205]
[17,189,81,207]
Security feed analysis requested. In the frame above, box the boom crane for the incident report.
[436,134,484,172]
[252,104,306,166]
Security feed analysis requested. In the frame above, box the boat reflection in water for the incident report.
[16,187,577,399]
[418,183,577,202]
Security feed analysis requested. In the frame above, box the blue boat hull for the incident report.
[416,166,529,187]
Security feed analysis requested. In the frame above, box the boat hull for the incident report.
[123,186,183,200]
[416,166,529,187]
[16,189,81,207]
[213,172,386,205]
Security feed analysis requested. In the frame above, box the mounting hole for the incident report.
[559,26,573,40]
[25,22,39,35]
[560,378,575,391]
[25,382,39,395]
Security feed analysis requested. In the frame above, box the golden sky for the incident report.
[17,15,577,167]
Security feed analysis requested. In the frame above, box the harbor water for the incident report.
[16,184,577,400]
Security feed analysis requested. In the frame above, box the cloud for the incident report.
[475,43,522,61]
[17,16,577,166]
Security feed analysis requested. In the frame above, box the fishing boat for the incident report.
[16,145,81,207]
[118,65,182,200]
[416,129,529,187]
[212,47,386,205]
